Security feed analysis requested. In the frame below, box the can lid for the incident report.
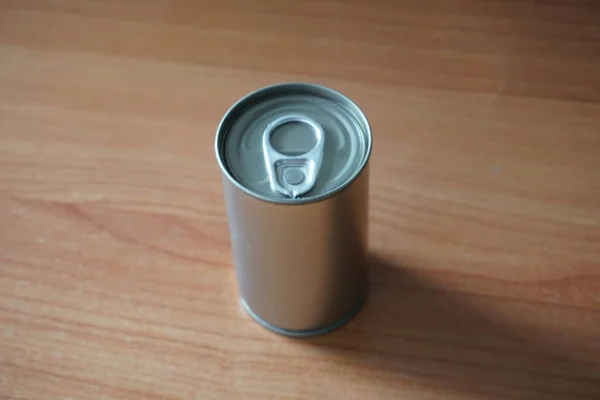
[216,83,372,204]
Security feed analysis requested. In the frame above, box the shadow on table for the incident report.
[306,255,600,399]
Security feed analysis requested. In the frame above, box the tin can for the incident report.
[215,83,372,337]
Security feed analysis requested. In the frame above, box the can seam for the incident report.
[240,296,366,338]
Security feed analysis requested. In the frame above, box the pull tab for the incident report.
[262,114,325,199]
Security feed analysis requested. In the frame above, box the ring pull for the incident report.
[262,114,325,199]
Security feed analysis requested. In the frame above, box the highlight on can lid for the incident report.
[215,83,372,204]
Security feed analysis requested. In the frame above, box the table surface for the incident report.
[1,1,600,399]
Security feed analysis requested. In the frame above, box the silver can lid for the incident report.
[216,83,372,204]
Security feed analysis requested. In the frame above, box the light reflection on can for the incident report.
[215,83,372,337]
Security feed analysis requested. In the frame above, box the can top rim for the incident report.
[215,82,372,205]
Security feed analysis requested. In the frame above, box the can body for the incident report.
[216,83,371,336]
[223,166,368,335]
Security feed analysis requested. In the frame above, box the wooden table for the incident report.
[1,1,599,399]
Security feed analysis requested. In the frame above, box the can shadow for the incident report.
[305,255,600,399]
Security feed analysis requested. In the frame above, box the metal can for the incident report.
[215,83,372,337]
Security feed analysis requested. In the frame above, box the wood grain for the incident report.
[1,0,600,399]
